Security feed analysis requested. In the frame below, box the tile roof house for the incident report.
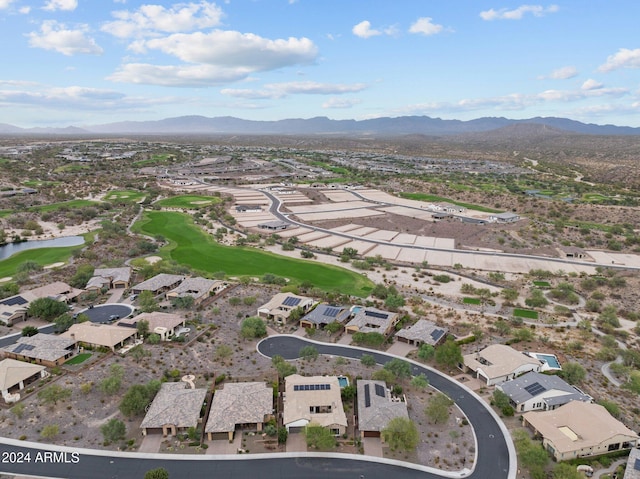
[299,304,351,330]
[131,274,185,295]
[0,281,82,326]
[0,358,47,403]
[497,371,592,413]
[86,267,132,291]
[205,382,273,441]
[140,382,207,437]
[523,401,639,461]
[61,322,137,352]
[344,307,399,336]
[2,333,77,367]
[395,319,448,347]
[357,380,408,439]
[623,447,640,479]
[118,312,186,341]
[283,375,347,436]
[463,344,542,386]
[257,293,316,323]
[165,277,226,305]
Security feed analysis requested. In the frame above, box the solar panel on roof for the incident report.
[283,296,302,307]
[364,310,388,319]
[324,307,340,318]
[524,382,547,396]
[374,384,385,397]
[634,458,640,471]
[364,384,371,407]
[1,296,28,306]
[13,343,34,354]
[430,329,445,342]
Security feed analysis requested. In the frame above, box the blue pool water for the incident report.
[338,376,349,388]
[535,353,561,369]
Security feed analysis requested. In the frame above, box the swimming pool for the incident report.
[530,353,561,370]
[337,376,349,388]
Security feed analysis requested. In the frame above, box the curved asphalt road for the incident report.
[257,335,516,479]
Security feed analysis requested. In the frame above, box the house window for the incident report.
[607,443,620,451]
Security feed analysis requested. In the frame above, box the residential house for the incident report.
[118,312,186,341]
[257,293,316,324]
[523,401,639,461]
[623,447,640,479]
[61,322,137,352]
[357,380,408,440]
[489,212,521,223]
[558,246,588,259]
[165,277,226,305]
[344,307,399,336]
[497,371,592,413]
[462,344,542,386]
[257,220,289,231]
[0,281,82,326]
[140,382,207,437]
[0,358,46,403]
[283,374,347,436]
[235,205,262,213]
[395,319,448,347]
[131,274,185,295]
[86,267,132,291]
[299,304,350,330]
[2,333,77,367]
[205,382,273,441]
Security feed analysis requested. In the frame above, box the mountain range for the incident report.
[1,115,639,136]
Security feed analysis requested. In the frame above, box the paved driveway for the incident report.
[386,341,416,357]
[285,432,307,452]
[362,437,383,457]
[138,433,163,453]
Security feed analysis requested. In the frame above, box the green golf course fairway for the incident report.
[135,211,374,297]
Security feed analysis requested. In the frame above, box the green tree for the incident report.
[277,427,288,444]
[101,418,126,444]
[492,389,514,416]
[17,260,43,273]
[240,316,267,339]
[120,380,161,417]
[371,368,396,384]
[501,288,519,302]
[137,319,150,338]
[384,358,411,381]
[425,392,453,424]
[417,343,435,361]
[384,294,406,311]
[171,296,195,309]
[360,354,376,367]
[598,305,620,328]
[54,313,75,333]
[215,344,233,361]
[138,290,159,313]
[272,355,297,378]
[525,288,548,308]
[299,345,319,361]
[324,321,342,334]
[552,463,582,479]
[21,325,39,337]
[341,385,356,401]
[37,385,72,407]
[144,468,169,479]
[304,424,336,450]
[100,376,122,395]
[27,297,69,321]
[411,374,429,389]
[513,430,549,479]
[351,331,385,348]
[382,417,419,452]
[434,339,462,370]
[560,362,586,385]
[69,264,94,288]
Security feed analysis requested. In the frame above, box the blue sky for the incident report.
[1,0,639,127]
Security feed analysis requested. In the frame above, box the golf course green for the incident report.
[135,211,373,297]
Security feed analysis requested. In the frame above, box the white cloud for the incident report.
[222,81,367,99]
[322,97,361,109]
[0,85,128,109]
[142,30,317,69]
[19,5,30,13]
[27,21,103,56]
[0,0,16,9]
[108,63,251,87]
[546,66,578,80]
[581,79,603,90]
[480,4,559,20]
[409,17,444,36]
[352,20,381,39]
[102,1,224,38]
[43,0,78,11]
[598,48,640,72]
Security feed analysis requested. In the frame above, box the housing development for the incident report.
[0,132,639,479]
